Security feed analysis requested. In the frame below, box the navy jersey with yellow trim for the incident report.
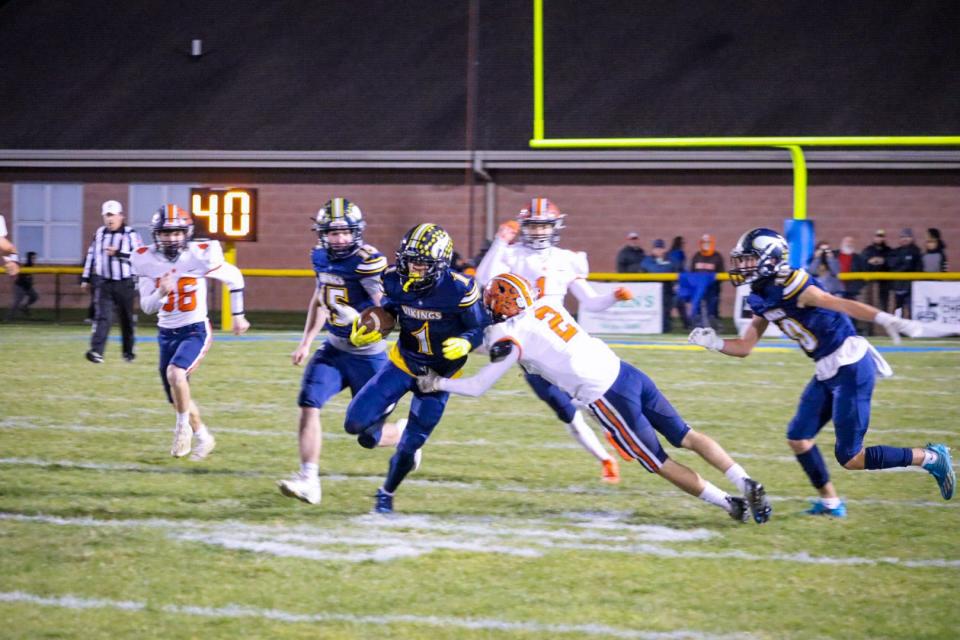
[382,267,489,377]
[747,268,856,361]
[311,244,387,339]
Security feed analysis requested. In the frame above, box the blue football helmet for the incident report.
[313,198,365,259]
[396,223,453,291]
[151,204,193,261]
[729,228,791,286]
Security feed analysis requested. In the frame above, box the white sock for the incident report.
[195,424,211,442]
[724,463,749,493]
[301,462,319,478]
[566,412,611,462]
[698,481,731,511]
[175,411,189,426]
[821,497,842,509]
[922,449,938,466]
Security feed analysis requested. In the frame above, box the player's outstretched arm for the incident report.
[420,346,520,396]
[689,315,766,357]
[1,236,20,275]
[798,284,921,341]
[473,224,515,286]
[569,278,633,311]
[206,261,249,334]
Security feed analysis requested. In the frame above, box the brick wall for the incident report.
[1,169,957,319]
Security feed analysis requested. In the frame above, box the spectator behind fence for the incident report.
[8,251,39,320]
[837,236,866,300]
[80,200,143,363]
[668,236,690,328]
[923,228,948,272]
[806,241,843,295]
[890,228,922,315]
[690,234,723,329]
[861,228,892,313]
[641,238,681,331]
[615,231,645,273]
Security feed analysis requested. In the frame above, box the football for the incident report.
[358,306,396,337]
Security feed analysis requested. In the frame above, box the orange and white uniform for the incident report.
[132,241,244,329]
[475,240,622,312]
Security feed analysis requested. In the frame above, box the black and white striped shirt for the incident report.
[81,226,144,282]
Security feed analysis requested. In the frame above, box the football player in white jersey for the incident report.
[474,198,632,483]
[131,204,250,460]
[0,214,21,275]
[418,273,772,524]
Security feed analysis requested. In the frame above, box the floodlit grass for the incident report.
[1,325,958,639]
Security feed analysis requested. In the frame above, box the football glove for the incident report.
[350,317,382,347]
[614,286,634,301]
[874,311,922,344]
[688,327,724,352]
[416,369,443,394]
[442,336,471,360]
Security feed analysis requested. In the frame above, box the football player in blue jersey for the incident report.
[344,223,488,514]
[278,198,407,506]
[689,228,954,517]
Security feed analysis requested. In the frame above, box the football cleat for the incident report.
[85,350,104,364]
[170,422,192,458]
[123,352,136,362]
[601,458,620,484]
[805,499,847,518]
[189,434,216,461]
[743,478,772,524]
[278,471,322,505]
[726,496,749,523]
[922,443,955,500]
[374,488,394,514]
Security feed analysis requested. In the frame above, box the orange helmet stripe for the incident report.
[496,273,534,307]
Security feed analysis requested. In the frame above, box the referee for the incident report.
[81,200,143,363]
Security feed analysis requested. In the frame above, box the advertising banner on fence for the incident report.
[911,281,960,336]
[577,282,663,334]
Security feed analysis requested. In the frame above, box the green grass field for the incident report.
[1,325,958,639]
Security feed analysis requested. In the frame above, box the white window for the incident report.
[128,184,195,244]
[12,184,84,263]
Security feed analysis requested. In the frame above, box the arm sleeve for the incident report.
[81,238,95,282]
[138,275,164,315]
[206,262,246,315]
[474,238,511,285]
[439,348,519,396]
[360,275,384,303]
[569,278,618,312]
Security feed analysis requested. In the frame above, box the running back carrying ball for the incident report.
[358,306,396,337]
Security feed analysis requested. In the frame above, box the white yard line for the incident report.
[2,511,957,569]
[0,590,750,640]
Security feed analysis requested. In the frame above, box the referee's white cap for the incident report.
[101,200,123,215]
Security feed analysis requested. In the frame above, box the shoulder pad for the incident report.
[356,244,380,259]
[572,251,589,277]
[489,338,515,363]
[356,254,387,276]
[781,268,811,300]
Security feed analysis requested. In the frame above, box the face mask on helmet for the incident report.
[517,198,564,250]
[151,204,193,261]
[484,273,537,322]
[396,223,453,292]
[313,198,365,259]
[728,228,790,287]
